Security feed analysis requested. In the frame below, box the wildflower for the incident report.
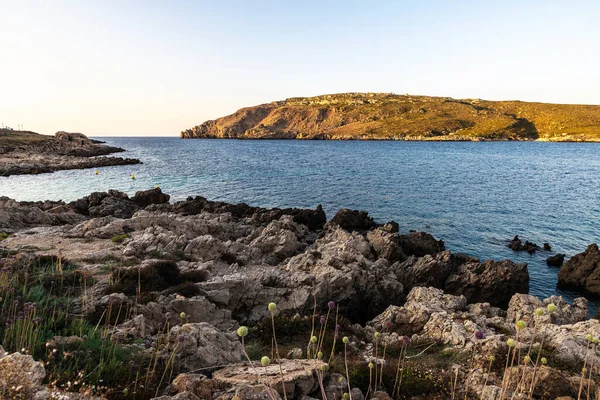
[582,367,588,374]
[179,312,186,320]
[343,393,350,400]
[585,334,592,342]
[268,302,277,312]
[547,303,557,313]
[402,336,410,345]
[339,376,345,383]
[320,364,327,371]
[368,362,374,369]
[309,275,316,282]
[524,355,531,364]
[475,330,485,340]
[593,337,599,345]
[261,356,270,366]
[328,300,335,309]
[342,336,349,344]
[320,317,325,325]
[317,351,323,359]
[374,331,381,339]
[385,320,393,330]
[177,334,185,343]
[507,338,515,347]
[535,308,545,316]
[516,320,527,330]
[311,335,318,344]
[541,357,547,365]
[489,355,496,362]
[237,326,249,337]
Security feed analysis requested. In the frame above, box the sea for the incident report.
[2,137,599,314]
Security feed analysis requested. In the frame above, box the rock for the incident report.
[151,393,200,400]
[367,227,406,263]
[213,359,325,398]
[508,235,538,253]
[547,253,566,267]
[506,294,588,326]
[166,373,215,399]
[163,323,242,371]
[393,251,454,292]
[558,244,600,295]
[132,188,170,207]
[543,242,552,251]
[444,259,529,306]
[327,209,375,231]
[397,231,445,257]
[249,216,306,261]
[287,348,303,359]
[0,352,49,399]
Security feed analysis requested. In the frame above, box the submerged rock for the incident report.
[547,253,566,267]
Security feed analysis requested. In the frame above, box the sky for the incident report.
[1,1,599,136]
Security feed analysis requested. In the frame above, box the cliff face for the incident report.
[181,93,600,141]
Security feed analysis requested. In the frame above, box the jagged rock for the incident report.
[327,208,375,231]
[367,227,406,262]
[0,352,49,399]
[0,196,85,231]
[151,393,200,400]
[285,227,404,321]
[163,323,242,371]
[506,294,588,326]
[444,259,528,306]
[558,244,600,295]
[370,287,467,334]
[140,295,234,332]
[547,253,566,267]
[132,188,170,207]
[393,251,454,291]
[508,235,538,253]
[249,216,306,261]
[165,373,215,399]
[398,231,445,257]
[213,359,325,398]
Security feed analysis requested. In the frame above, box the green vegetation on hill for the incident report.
[180,93,600,141]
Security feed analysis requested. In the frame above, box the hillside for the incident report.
[180,93,600,141]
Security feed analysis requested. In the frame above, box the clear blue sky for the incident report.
[1,0,599,136]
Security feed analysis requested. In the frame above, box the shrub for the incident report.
[111,233,128,243]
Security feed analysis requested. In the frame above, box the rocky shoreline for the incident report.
[0,130,140,176]
[0,189,599,399]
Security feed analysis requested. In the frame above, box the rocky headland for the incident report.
[0,189,599,399]
[181,93,600,141]
[0,129,140,176]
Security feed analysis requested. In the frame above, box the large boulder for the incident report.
[213,359,324,398]
[547,253,566,267]
[132,188,170,207]
[326,208,375,231]
[398,231,445,257]
[0,351,49,399]
[558,244,600,295]
[444,259,529,307]
[163,323,242,371]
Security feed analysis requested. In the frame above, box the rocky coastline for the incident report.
[0,189,599,399]
[180,93,600,142]
[0,130,140,176]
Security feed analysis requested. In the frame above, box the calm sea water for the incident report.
[2,138,599,314]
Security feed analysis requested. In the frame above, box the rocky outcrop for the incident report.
[0,129,140,176]
[558,244,600,295]
[162,323,242,371]
[0,350,49,399]
[547,253,566,266]
[327,208,375,231]
[508,235,538,253]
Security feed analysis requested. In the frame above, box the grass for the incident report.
[111,234,129,243]
[0,253,185,399]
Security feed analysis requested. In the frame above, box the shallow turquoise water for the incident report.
[2,138,599,313]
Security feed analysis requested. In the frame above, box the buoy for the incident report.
[131,174,135,180]
[95,170,99,175]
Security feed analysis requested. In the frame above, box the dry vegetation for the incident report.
[181,93,600,141]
